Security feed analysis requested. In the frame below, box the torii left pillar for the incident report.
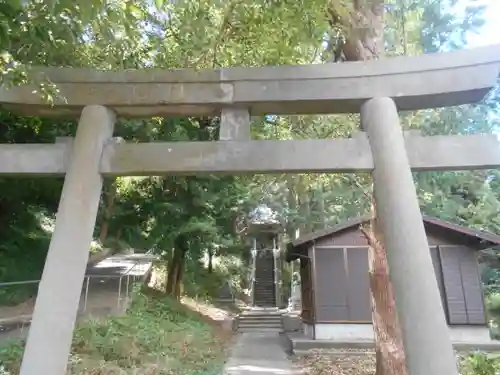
[20,105,116,375]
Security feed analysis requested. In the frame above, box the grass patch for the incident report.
[0,289,232,375]
[300,351,500,375]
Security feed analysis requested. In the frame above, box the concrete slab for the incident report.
[286,334,500,354]
[223,332,302,375]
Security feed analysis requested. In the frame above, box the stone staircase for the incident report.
[253,250,276,307]
[236,308,283,333]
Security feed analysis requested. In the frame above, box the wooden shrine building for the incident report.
[286,215,500,342]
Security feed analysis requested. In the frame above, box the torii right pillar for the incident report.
[361,97,459,375]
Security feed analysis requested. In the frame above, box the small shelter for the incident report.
[286,215,500,343]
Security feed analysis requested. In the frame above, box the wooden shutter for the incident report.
[314,247,349,321]
[346,247,372,322]
[430,247,447,314]
[439,246,486,325]
[459,248,487,324]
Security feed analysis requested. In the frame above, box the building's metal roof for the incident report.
[286,215,500,261]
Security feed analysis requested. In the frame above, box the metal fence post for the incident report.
[117,276,123,308]
[84,276,90,312]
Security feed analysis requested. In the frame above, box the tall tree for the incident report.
[327,1,408,374]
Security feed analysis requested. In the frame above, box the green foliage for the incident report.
[0,111,73,291]
[460,352,500,375]
[0,291,230,374]
[485,293,500,339]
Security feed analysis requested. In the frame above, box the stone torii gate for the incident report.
[1,45,500,375]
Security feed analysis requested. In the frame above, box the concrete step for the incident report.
[290,337,500,354]
[239,314,282,319]
[238,320,282,325]
[293,349,375,358]
[292,339,374,351]
[239,319,282,325]
[238,327,284,333]
[254,302,276,306]
[241,307,280,312]
[254,301,276,305]
[238,323,283,329]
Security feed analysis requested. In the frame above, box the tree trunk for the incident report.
[166,235,188,299]
[174,249,186,299]
[98,179,117,244]
[328,1,408,374]
[318,184,328,229]
[208,247,213,274]
[361,198,408,375]
[165,249,180,295]
[286,175,299,239]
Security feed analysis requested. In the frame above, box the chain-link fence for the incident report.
[0,254,155,343]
